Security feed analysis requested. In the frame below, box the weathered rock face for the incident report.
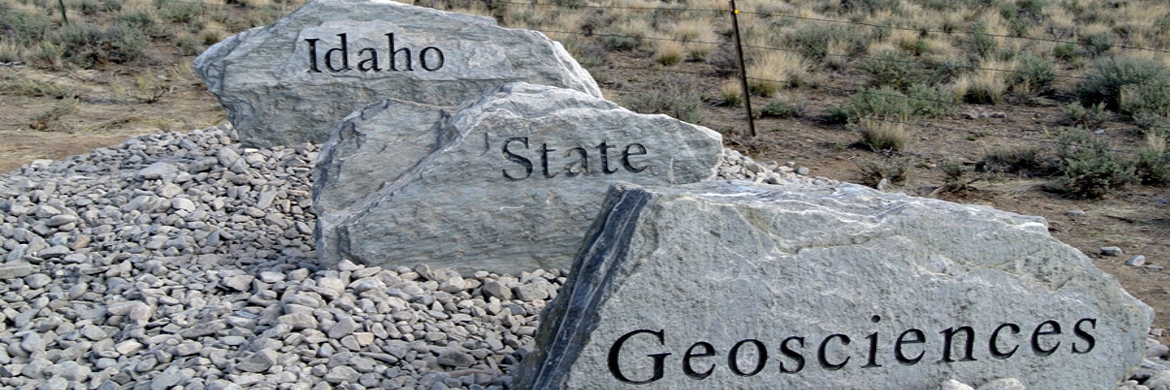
[315,83,722,275]
[312,98,446,216]
[194,0,600,148]
[516,181,1152,389]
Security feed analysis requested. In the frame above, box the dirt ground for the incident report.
[2,34,1169,341]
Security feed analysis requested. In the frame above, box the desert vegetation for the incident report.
[7,0,1170,197]
[5,0,1170,327]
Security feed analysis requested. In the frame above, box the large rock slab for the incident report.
[515,181,1152,389]
[194,0,600,148]
[315,83,722,275]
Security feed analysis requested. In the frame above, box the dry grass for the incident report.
[1146,131,1167,153]
[958,60,1010,105]
[747,51,808,96]
[949,76,971,104]
[652,39,684,66]
[29,97,79,132]
[721,78,743,107]
[853,117,909,152]
[0,41,20,64]
[0,74,74,98]
[824,40,852,70]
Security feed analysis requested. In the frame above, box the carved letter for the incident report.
[817,334,850,371]
[502,137,532,181]
[597,140,617,174]
[357,48,381,72]
[563,147,589,177]
[622,143,648,173]
[1031,320,1061,356]
[728,339,767,376]
[325,33,351,72]
[387,33,413,71]
[779,336,805,374]
[538,143,557,178]
[306,38,322,73]
[682,342,715,380]
[1073,318,1096,354]
[989,323,1020,359]
[607,329,670,384]
[863,315,882,368]
[895,329,925,365]
[940,326,977,363]
[420,46,445,71]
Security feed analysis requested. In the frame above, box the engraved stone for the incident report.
[315,83,722,275]
[194,0,599,147]
[516,181,1151,389]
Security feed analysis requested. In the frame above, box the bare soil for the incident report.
[3,28,1168,340]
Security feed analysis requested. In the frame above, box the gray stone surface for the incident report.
[194,0,599,148]
[315,83,722,275]
[515,181,1152,389]
[312,98,447,217]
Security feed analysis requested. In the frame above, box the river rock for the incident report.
[194,0,600,147]
[515,181,1151,389]
[315,83,722,274]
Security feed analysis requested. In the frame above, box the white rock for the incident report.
[516,181,1151,389]
[316,83,722,275]
[194,0,599,147]
[136,162,177,180]
[941,379,976,390]
[977,378,1026,390]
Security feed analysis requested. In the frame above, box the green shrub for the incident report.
[840,0,900,14]
[115,9,156,29]
[825,105,850,124]
[1119,82,1170,119]
[1056,127,1131,198]
[25,41,64,70]
[1018,0,1046,17]
[857,157,913,188]
[940,157,975,191]
[176,33,202,56]
[1079,32,1114,57]
[906,83,954,118]
[977,146,1048,176]
[860,49,917,90]
[603,35,641,51]
[621,76,704,124]
[1135,147,1170,185]
[841,87,914,121]
[1053,43,1077,62]
[0,8,54,46]
[1077,56,1170,119]
[1060,102,1109,127]
[965,23,998,60]
[759,99,799,118]
[52,22,148,68]
[155,0,205,24]
[552,0,586,9]
[1012,53,1056,95]
[786,25,864,63]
